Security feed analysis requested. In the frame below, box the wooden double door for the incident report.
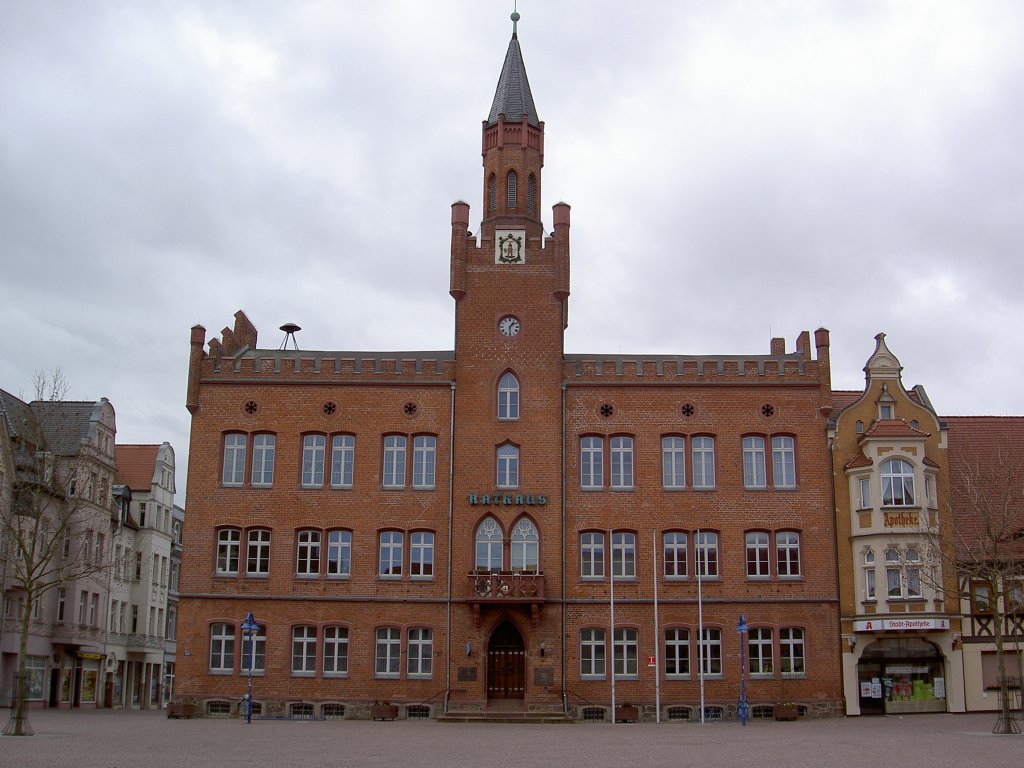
[487,621,525,700]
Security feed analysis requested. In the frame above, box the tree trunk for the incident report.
[3,588,35,736]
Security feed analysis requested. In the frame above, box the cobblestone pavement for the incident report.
[1,709,1021,768]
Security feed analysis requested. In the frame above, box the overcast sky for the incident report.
[2,1,1022,499]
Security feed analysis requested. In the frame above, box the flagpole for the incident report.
[653,529,661,723]
[609,528,616,724]
[697,528,705,724]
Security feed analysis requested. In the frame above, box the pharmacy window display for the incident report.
[857,638,948,714]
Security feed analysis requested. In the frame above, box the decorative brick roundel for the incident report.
[680,403,695,418]
[761,403,775,418]
[599,403,614,418]
[243,400,258,415]
[403,401,419,417]
[323,401,337,416]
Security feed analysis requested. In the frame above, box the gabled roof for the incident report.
[944,416,1024,563]
[116,444,160,492]
[487,25,539,127]
[862,419,930,439]
[0,388,34,440]
[0,390,98,454]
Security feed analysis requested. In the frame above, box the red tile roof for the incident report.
[116,444,160,491]
[845,452,872,469]
[831,390,861,412]
[944,416,1024,563]
[862,419,929,439]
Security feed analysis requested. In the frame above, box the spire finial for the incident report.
[511,3,520,37]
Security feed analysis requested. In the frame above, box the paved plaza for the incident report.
[1,709,1021,768]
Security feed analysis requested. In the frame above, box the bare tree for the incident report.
[0,371,118,736]
[949,439,1024,734]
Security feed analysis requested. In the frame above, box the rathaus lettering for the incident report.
[468,494,547,506]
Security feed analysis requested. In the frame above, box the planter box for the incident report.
[371,704,399,721]
[167,702,195,719]
[615,704,638,723]
[773,704,799,721]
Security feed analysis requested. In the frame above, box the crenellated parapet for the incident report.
[565,330,832,396]
[185,314,456,415]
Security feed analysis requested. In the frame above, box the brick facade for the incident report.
[176,20,842,720]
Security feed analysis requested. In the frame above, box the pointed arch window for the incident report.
[475,517,503,572]
[497,372,520,420]
[506,171,517,209]
[527,174,536,212]
[488,174,497,211]
[510,517,539,572]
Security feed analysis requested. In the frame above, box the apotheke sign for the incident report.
[852,618,950,632]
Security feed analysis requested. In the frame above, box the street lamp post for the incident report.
[241,612,257,725]
[737,614,749,726]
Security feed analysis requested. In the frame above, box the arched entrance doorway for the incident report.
[487,620,525,701]
[857,637,947,715]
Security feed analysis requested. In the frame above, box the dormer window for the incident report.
[877,385,895,420]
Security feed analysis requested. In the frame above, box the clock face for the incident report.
[498,316,521,337]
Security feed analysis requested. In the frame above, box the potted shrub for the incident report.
[773,702,798,721]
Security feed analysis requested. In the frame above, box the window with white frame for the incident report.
[665,628,690,677]
[859,477,871,509]
[323,626,349,675]
[498,372,519,420]
[864,549,876,600]
[301,434,326,487]
[510,518,539,572]
[296,529,321,576]
[881,458,915,506]
[410,531,434,578]
[776,531,801,577]
[407,628,433,677]
[662,436,686,488]
[292,626,317,674]
[475,517,503,572]
[251,434,276,487]
[663,531,688,578]
[383,435,407,488]
[780,628,805,675]
[772,436,796,488]
[216,528,240,575]
[691,437,716,489]
[379,531,404,577]
[210,623,235,672]
[412,435,436,489]
[748,627,774,676]
[745,531,770,578]
[581,532,605,578]
[613,628,638,677]
[222,433,246,486]
[612,531,636,579]
[696,531,719,578]
[610,436,634,489]
[331,434,355,487]
[700,628,722,675]
[580,436,604,489]
[247,529,271,576]
[496,443,519,488]
[326,529,352,577]
[240,622,264,673]
[905,547,922,597]
[885,548,902,597]
[580,628,606,677]
[742,436,767,488]
[375,627,401,676]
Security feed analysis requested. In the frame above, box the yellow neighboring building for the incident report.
[829,334,964,715]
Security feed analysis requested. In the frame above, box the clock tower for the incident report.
[448,10,570,708]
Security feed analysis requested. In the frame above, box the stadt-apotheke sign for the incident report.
[852,618,950,632]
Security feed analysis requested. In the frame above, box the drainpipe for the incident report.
[828,435,847,716]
